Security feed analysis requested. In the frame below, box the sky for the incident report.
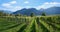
[0,0,60,12]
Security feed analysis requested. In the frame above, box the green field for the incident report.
[0,16,60,32]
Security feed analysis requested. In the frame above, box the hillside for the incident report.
[13,7,60,16]
[44,7,60,15]
[13,8,42,16]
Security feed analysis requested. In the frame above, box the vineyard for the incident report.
[0,16,60,32]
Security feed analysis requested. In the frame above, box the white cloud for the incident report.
[12,6,22,11]
[2,1,17,8]
[44,2,60,4]
[9,1,17,4]
[25,6,31,8]
[0,6,22,12]
[1,1,22,12]
[2,3,10,7]
[36,2,60,9]
[2,3,12,8]
[24,1,29,4]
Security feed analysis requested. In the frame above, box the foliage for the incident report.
[30,13,35,17]
[0,15,60,32]
[41,12,46,16]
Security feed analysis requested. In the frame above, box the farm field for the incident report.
[0,16,60,32]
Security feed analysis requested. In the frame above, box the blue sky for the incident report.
[0,0,60,12]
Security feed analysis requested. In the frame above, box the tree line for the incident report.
[0,11,46,17]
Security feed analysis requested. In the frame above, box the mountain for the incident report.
[13,8,42,16]
[44,7,60,15]
[13,7,60,16]
[0,10,12,14]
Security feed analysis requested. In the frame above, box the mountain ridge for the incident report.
[0,7,60,16]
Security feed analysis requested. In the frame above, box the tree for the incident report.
[15,14,19,16]
[41,12,46,16]
[0,11,7,16]
[30,13,34,17]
